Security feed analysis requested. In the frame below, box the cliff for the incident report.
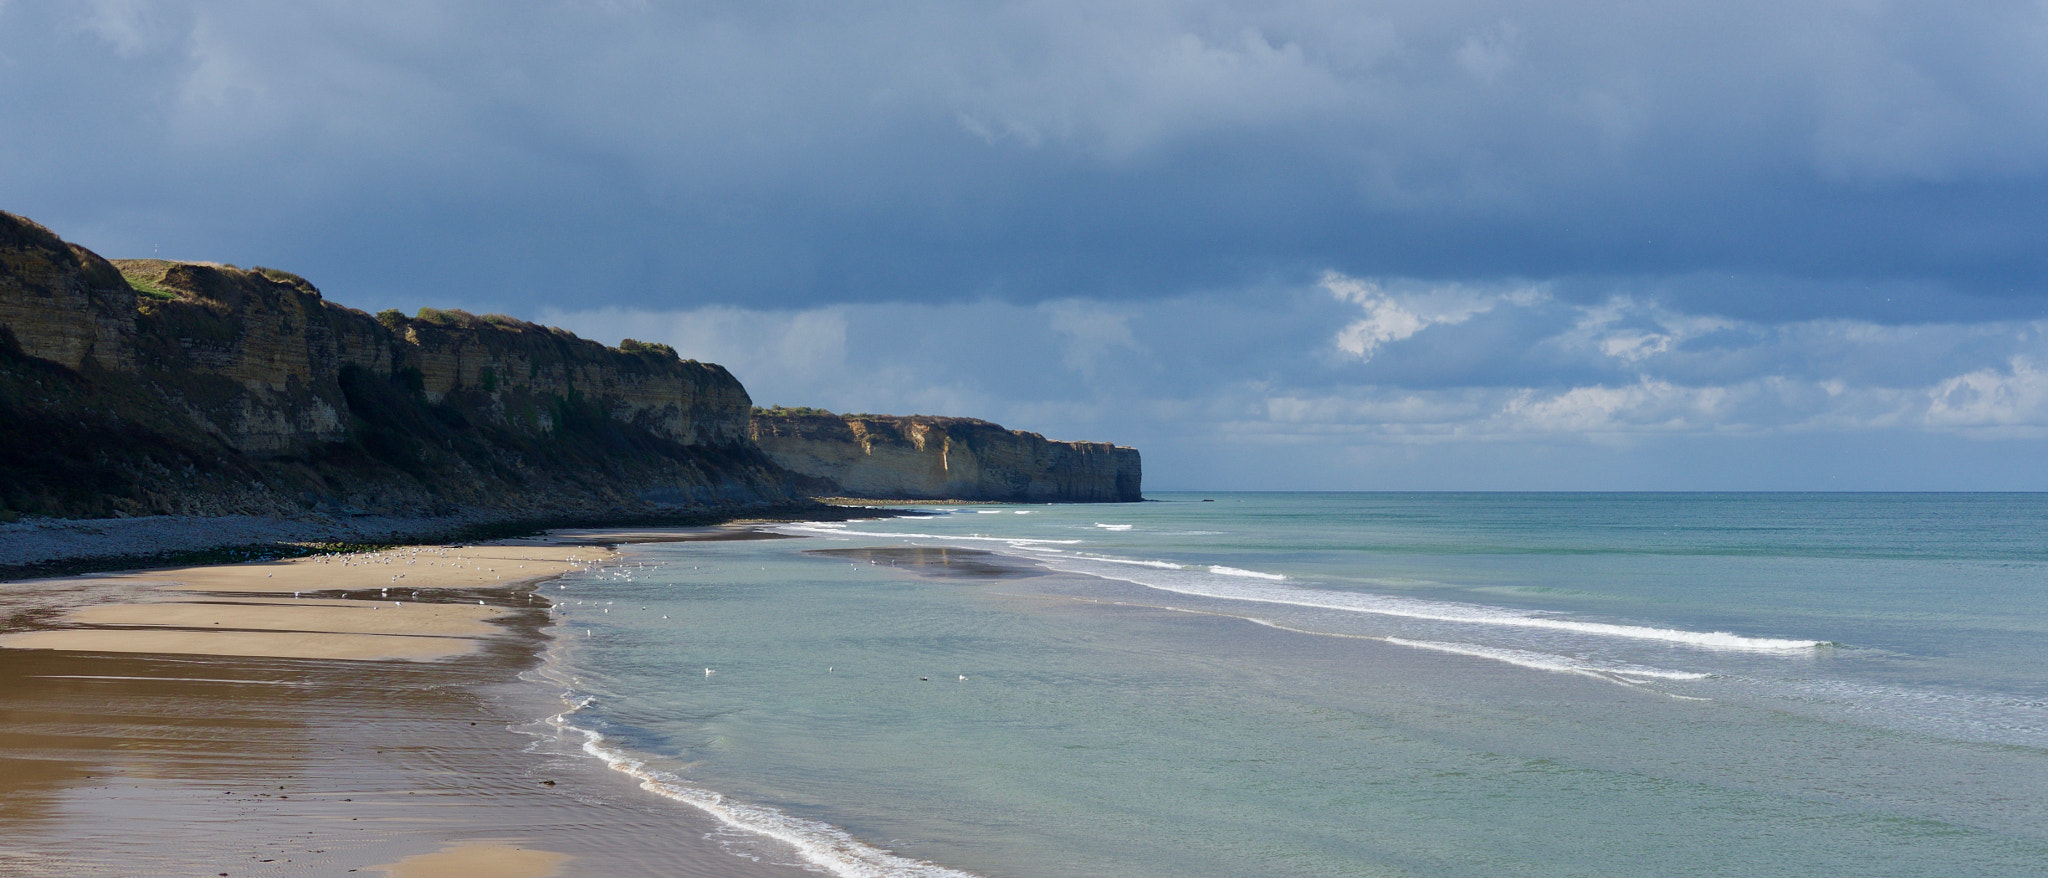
[0,209,798,524]
[751,410,1142,503]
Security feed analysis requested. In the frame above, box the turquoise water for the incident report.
[534,493,2048,877]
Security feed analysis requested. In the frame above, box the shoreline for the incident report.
[0,502,906,581]
[0,526,838,877]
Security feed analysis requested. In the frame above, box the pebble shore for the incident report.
[0,513,497,570]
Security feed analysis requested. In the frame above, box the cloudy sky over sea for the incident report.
[7,0,2048,489]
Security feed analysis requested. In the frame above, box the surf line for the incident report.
[779,524,1083,546]
[527,576,989,878]
[1015,553,1828,653]
[546,713,988,878]
[778,525,1817,653]
[1043,594,1715,694]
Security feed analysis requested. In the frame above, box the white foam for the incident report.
[1024,554,1825,653]
[1209,565,1287,581]
[1093,523,1133,531]
[1382,637,1711,681]
[532,561,989,877]
[1086,604,1713,689]
[778,524,1081,546]
[1747,676,2048,748]
[552,717,985,878]
[777,523,1823,654]
[1078,556,1183,570]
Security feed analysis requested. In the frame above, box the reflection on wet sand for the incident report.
[0,641,570,875]
[0,546,824,878]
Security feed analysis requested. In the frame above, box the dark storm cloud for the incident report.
[6,0,2048,320]
[10,0,2048,489]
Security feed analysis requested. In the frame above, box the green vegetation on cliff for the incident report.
[0,208,1142,524]
[0,209,799,522]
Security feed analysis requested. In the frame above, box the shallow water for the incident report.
[536,493,2048,877]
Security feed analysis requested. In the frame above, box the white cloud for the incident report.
[1325,271,1538,361]
[1924,358,2048,435]
[534,278,2048,450]
[1328,276,1426,360]
[514,272,2048,487]
[1499,380,1738,435]
[1548,296,1739,368]
[1597,332,1669,362]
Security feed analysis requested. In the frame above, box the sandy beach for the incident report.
[0,534,823,878]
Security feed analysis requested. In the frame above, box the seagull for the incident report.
[959,675,967,681]
[704,668,715,676]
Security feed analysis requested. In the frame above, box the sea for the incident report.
[525,493,2048,877]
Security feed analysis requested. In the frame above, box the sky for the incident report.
[6,0,2048,490]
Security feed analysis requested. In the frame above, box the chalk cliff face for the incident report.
[396,315,752,448]
[36,255,757,458]
[0,211,140,373]
[0,210,795,521]
[751,411,1142,503]
[0,208,1147,525]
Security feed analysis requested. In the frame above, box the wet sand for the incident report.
[0,539,824,877]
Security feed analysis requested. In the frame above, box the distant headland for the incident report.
[0,209,1140,570]
[752,408,1140,503]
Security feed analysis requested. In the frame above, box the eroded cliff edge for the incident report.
[0,209,800,528]
[751,410,1142,503]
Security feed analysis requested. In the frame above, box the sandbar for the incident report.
[0,545,598,662]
